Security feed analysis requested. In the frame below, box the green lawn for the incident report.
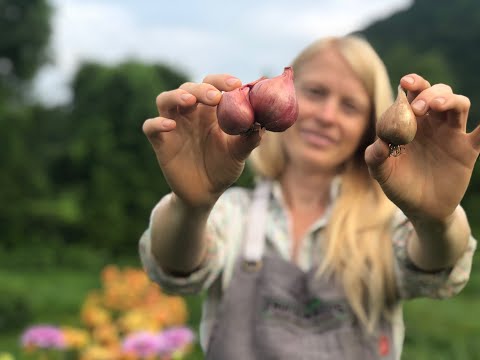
[1,255,479,360]
[402,297,480,359]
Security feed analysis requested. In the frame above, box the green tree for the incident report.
[0,0,57,257]
[56,61,190,253]
[0,105,68,248]
[380,43,456,89]
[0,0,52,100]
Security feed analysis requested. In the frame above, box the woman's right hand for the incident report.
[143,74,263,208]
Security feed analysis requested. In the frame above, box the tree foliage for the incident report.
[1,0,479,255]
[34,61,189,253]
[358,0,480,130]
[0,0,51,99]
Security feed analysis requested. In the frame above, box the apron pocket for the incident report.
[255,321,379,360]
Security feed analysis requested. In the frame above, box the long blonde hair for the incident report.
[248,35,398,332]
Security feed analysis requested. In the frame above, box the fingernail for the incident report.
[181,93,194,101]
[402,76,414,84]
[434,97,446,105]
[412,99,426,111]
[207,89,220,100]
[225,77,240,86]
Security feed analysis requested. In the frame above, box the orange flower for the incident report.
[20,264,195,360]
[81,305,111,328]
[80,345,121,360]
[124,268,150,289]
[83,291,102,308]
[101,265,120,285]
[142,285,164,306]
[102,269,150,311]
[62,326,90,349]
[92,323,119,346]
[161,297,188,327]
[117,309,159,334]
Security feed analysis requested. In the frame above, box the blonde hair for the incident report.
[248,35,398,332]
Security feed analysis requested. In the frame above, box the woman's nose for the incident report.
[315,99,337,125]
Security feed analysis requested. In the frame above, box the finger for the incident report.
[430,94,470,130]
[229,127,265,162]
[179,82,222,106]
[400,74,431,103]
[142,117,176,139]
[202,74,242,92]
[410,85,470,130]
[156,89,197,114]
[409,83,454,117]
[364,139,392,185]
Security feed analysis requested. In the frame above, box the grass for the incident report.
[0,267,98,359]
[402,297,480,359]
[1,251,478,359]
[401,261,480,360]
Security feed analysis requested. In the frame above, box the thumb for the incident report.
[229,127,265,162]
[364,138,392,183]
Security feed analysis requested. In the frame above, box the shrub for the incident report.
[0,286,33,332]
[19,265,196,359]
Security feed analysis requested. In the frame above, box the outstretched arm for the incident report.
[143,74,263,274]
[365,74,480,271]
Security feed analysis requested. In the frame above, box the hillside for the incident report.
[358,0,480,129]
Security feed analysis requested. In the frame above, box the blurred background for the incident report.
[0,0,479,359]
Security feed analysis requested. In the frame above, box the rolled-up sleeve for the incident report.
[138,193,227,296]
[139,227,224,295]
[392,209,477,300]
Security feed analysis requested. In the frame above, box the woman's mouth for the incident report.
[299,129,337,148]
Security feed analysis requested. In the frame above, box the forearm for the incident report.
[150,193,215,275]
[407,206,471,271]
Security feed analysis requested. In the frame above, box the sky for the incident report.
[32,0,413,105]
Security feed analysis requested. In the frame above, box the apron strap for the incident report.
[242,180,271,266]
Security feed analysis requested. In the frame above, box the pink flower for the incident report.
[122,331,164,358]
[160,327,195,354]
[21,325,66,349]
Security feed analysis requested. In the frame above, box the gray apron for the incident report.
[206,182,396,360]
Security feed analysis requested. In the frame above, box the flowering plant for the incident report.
[20,266,196,360]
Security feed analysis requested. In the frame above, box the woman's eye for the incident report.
[304,87,327,98]
[343,102,357,113]
[342,100,363,115]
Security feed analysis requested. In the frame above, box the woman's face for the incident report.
[282,47,372,174]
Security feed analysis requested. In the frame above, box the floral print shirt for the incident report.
[139,180,477,357]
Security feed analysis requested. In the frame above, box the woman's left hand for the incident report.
[365,73,480,223]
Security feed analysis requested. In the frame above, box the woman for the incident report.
[139,36,479,359]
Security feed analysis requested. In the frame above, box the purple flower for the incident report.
[21,325,66,349]
[160,327,195,354]
[122,331,164,358]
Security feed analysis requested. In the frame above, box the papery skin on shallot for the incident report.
[376,84,418,157]
[216,67,299,135]
[249,67,299,132]
[217,86,255,135]
[377,85,417,146]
